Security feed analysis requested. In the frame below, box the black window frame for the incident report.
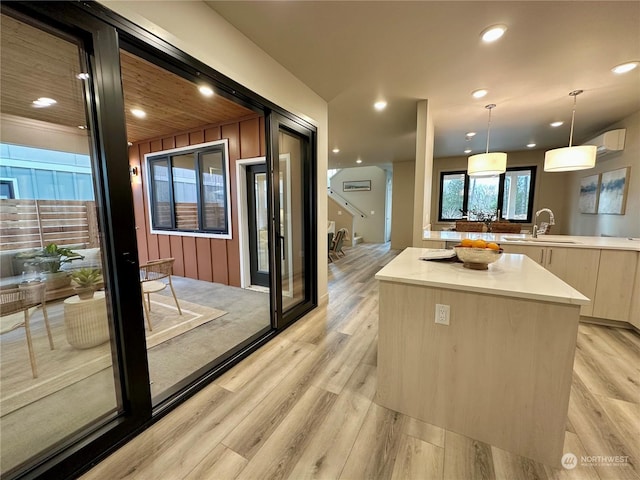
[145,140,231,237]
[438,166,537,223]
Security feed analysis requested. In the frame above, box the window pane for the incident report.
[200,150,226,231]
[151,158,171,228]
[440,172,465,219]
[503,169,533,220]
[172,154,197,230]
[467,176,499,218]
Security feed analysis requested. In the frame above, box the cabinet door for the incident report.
[501,244,546,266]
[545,247,601,316]
[593,250,638,322]
[629,259,640,330]
[422,240,446,249]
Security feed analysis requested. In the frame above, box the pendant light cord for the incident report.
[484,104,496,154]
[568,94,577,147]
[567,89,583,148]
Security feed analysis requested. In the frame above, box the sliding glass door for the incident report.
[0,6,148,479]
[1,3,317,478]
[269,114,317,328]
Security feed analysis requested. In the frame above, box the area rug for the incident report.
[0,293,226,416]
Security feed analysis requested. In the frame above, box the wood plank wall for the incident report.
[0,199,99,250]
[128,115,265,287]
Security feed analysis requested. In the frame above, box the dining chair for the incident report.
[329,228,347,261]
[139,258,182,331]
[0,282,54,378]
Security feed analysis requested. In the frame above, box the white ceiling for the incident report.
[206,1,640,169]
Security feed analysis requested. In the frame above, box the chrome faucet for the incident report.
[533,208,555,238]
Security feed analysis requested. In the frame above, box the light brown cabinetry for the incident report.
[421,240,445,249]
[592,250,638,322]
[629,258,640,330]
[501,245,600,316]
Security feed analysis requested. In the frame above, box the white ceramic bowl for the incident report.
[454,246,502,270]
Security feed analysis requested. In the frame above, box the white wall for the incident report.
[391,160,415,249]
[99,0,329,302]
[565,110,640,237]
[330,166,387,243]
[431,151,570,233]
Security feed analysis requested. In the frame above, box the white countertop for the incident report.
[423,231,640,251]
[375,247,590,306]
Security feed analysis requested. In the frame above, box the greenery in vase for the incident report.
[70,268,102,288]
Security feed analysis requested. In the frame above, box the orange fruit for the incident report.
[487,242,500,250]
[471,239,487,249]
[461,238,474,247]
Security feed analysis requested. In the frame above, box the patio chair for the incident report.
[139,258,182,331]
[0,282,54,378]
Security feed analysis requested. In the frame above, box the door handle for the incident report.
[122,252,137,266]
[280,235,285,260]
[548,249,553,265]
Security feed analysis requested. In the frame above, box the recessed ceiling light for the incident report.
[611,61,639,74]
[356,159,363,164]
[32,97,57,108]
[464,149,472,154]
[77,125,87,130]
[374,101,387,111]
[481,24,507,43]
[332,148,340,154]
[76,73,90,80]
[526,143,536,148]
[466,132,477,137]
[472,89,488,99]
[198,85,214,97]
[127,142,133,147]
[131,108,146,119]
[550,121,564,128]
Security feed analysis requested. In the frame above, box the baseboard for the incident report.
[579,316,637,332]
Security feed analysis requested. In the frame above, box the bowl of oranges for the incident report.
[454,238,503,270]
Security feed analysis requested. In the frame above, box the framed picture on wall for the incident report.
[343,180,371,192]
[579,174,600,214]
[598,167,630,215]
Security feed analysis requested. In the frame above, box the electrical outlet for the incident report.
[435,304,450,325]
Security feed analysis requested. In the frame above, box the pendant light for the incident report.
[467,104,507,177]
[544,90,596,172]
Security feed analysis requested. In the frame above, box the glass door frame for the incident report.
[3,2,318,479]
[1,3,152,479]
[267,112,318,329]
[246,163,270,288]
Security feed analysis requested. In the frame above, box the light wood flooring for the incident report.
[82,242,640,480]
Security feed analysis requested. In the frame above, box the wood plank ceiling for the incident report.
[1,14,257,144]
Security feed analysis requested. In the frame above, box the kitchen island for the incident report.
[375,248,589,466]
[421,231,640,327]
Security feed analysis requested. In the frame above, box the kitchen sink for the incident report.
[502,236,581,244]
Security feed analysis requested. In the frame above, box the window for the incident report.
[145,140,231,237]
[438,166,536,222]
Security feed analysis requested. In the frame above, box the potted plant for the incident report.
[70,267,102,300]
[36,244,84,290]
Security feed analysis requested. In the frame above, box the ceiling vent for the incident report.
[584,128,626,158]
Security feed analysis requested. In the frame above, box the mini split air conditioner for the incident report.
[584,128,626,159]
